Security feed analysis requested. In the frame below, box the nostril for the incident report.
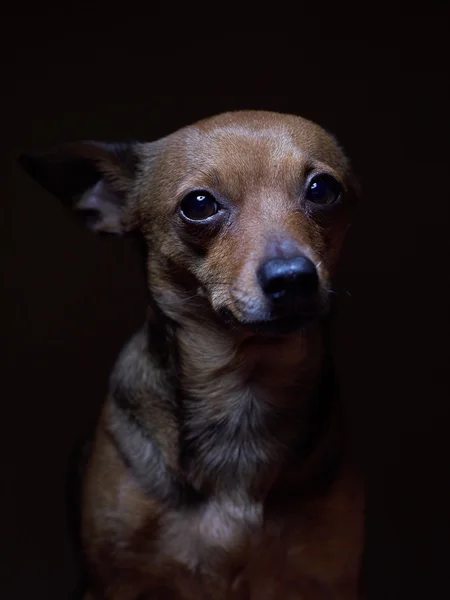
[258,256,319,301]
[264,275,290,299]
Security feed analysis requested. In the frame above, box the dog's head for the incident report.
[19,111,358,336]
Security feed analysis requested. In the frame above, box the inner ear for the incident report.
[18,141,140,235]
[75,179,126,234]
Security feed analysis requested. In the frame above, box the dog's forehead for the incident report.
[178,111,348,173]
[137,112,352,210]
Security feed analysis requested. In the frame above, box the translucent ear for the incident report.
[18,141,140,235]
[73,179,128,234]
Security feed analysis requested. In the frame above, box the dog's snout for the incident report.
[257,256,318,302]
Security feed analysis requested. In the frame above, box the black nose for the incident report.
[257,256,319,302]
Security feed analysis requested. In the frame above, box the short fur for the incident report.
[19,111,364,599]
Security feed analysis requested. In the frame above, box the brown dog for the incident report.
[19,111,364,599]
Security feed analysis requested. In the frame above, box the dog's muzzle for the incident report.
[220,256,325,335]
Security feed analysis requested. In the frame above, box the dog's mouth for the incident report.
[247,314,319,335]
[217,306,323,336]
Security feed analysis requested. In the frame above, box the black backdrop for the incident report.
[1,7,449,599]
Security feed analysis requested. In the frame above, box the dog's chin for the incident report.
[246,315,318,335]
[217,307,323,336]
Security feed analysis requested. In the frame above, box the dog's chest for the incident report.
[151,482,362,600]
[157,494,263,572]
[155,497,278,598]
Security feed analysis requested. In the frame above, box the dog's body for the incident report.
[20,111,364,599]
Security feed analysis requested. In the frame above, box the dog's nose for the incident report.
[257,256,319,302]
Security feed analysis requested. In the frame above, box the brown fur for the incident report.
[19,111,364,599]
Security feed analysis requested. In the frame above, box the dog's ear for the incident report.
[18,141,141,235]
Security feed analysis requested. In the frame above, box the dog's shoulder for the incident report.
[100,327,185,505]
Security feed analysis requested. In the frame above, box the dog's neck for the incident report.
[176,316,326,498]
[108,308,339,506]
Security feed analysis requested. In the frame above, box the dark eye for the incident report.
[180,191,220,221]
[306,174,342,206]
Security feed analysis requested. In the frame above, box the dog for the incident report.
[19,110,364,599]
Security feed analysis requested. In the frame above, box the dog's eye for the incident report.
[180,191,220,221]
[306,174,342,206]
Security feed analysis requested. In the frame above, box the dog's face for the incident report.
[19,111,358,336]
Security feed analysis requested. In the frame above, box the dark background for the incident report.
[1,7,448,600]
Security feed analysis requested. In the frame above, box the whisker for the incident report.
[203,276,235,282]
[202,281,236,287]
[327,287,353,299]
